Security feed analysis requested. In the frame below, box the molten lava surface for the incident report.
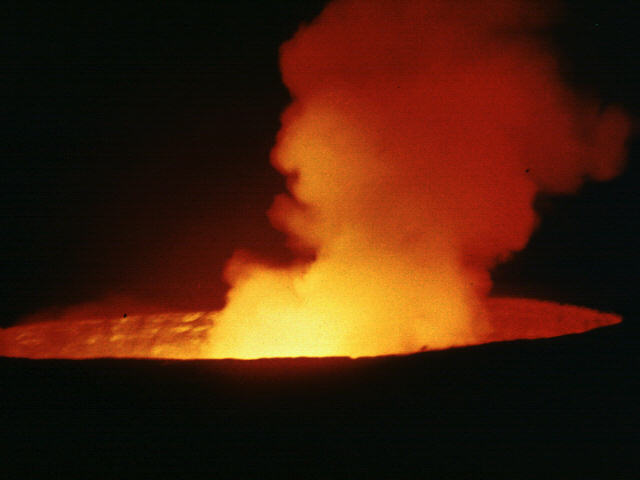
[0,297,620,360]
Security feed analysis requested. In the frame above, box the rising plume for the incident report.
[0,0,631,359]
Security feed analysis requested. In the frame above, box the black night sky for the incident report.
[3,1,325,323]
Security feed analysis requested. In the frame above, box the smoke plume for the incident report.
[205,0,630,357]
[0,0,631,359]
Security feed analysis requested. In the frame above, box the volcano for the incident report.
[1,0,634,361]
[2,0,638,476]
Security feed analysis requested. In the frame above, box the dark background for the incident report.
[2,1,327,322]
[2,0,638,326]
[1,323,637,477]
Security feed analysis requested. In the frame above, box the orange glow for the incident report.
[207,246,480,358]
[0,298,620,359]
[0,311,213,360]
[0,0,631,360]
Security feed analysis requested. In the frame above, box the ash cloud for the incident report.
[207,0,631,356]
[1,0,632,359]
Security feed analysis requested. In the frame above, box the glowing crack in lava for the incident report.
[0,0,631,360]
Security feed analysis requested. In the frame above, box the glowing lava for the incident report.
[0,298,620,359]
[0,0,631,360]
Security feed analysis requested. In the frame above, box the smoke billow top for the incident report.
[0,0,631,359]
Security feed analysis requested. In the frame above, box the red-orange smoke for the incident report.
[0,0,631,359]
[204,0,629,358]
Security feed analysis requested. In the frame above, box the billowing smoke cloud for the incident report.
[0,0,631,359]
[205,0,630,358]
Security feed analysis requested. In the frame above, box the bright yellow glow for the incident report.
[0,297,621,359]
[204,237,485,359]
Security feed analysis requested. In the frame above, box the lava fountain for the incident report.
[0,0,631,359]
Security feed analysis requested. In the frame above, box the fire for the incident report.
[0,0,631,360]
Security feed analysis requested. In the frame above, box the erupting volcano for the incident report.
[0,0,631,360]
